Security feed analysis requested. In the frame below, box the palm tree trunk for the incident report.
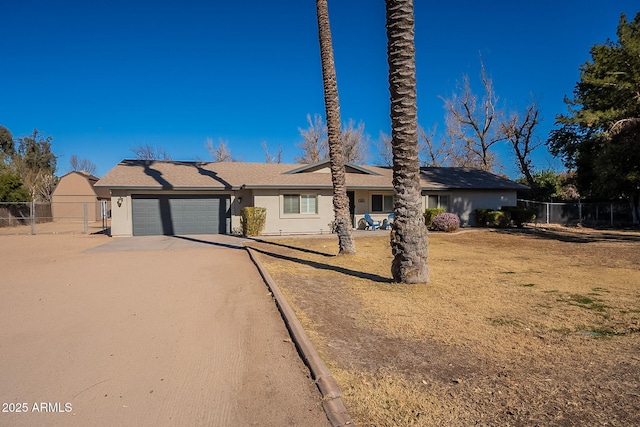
[386,0,429,283]
[315,0,356,254]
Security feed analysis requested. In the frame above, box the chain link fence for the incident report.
[518,199,634,227]
[0,201,110,235]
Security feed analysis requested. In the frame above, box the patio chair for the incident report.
[379,213,395,230]
[363,213,381,230]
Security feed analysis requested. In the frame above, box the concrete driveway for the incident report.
[83,234,252,252]
[0,234,329,426]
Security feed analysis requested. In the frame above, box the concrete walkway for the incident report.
[0,234,329,426]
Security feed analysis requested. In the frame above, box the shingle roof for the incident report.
[95,160,527,191]
[419,167,529,190]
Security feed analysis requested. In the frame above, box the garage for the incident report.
[132,195,230,236]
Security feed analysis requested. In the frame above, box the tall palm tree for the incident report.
[386,0,429,283]
[315,0,356,254]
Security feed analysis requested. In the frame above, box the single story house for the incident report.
[51,171,112,222]
[94,159,527,237]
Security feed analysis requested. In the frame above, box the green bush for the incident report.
[0,172,31,202]
[485,211,510,228]
[474,208,493,226]
[240,207,267,236]
[500,206,536,227]
[424,208,445,227]
[475,207,536,228]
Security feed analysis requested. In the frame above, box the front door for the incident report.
[347,191,355,228]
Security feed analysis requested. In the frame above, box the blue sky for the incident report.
[1,1,637,178]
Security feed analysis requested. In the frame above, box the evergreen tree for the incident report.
[548,12,640,223]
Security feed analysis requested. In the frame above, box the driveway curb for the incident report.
[246,247,355,427]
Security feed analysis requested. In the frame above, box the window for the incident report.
[300,194,317,214]
[283,194,299,214]
[371,194,393,212]
[283,194,317,214]
[427,194,449,211]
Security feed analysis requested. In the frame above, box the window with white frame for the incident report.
[371,194,393,212]
[283,194,317,214]
[427,194,449,211]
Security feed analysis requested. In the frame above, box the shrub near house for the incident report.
[424,208,445,228]
[241,207,266,236]
[474,206,536,228]
[430,212,460,232]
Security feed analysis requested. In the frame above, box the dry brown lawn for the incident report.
[247,226,640,426]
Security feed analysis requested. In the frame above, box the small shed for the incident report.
[51,171,111,222]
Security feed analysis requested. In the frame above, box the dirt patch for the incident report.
[248,227,640,426]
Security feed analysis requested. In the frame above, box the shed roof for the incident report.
[53,170,112,199]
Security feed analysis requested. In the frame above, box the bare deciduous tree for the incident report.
[316,0,355,254]
[295,113,328,163]
[375,131,394,167]
[341,119,369,164]
[13,156,56,202]
[206,138,235,162]
[442,61,505,171]
[501,101,542,188]
[418,124,450,167]
[69,155,97,175]
[131,144,172,161]
[376,124,448,167]
[262,141,283,164]
[386,0,429,283]
[297,114,370,165]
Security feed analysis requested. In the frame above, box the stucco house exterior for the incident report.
[95,159,527,237]
[51,171,111,222]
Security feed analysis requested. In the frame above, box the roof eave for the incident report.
[93,185,238,191]
[243,184,333,190]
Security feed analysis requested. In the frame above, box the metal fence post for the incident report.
[30,201,36,235]
[83,202,88,234]
[546,202,550,224]
[101,200,107,231]
[578,200,583,224]
[611,203,614,227]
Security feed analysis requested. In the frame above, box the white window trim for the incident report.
[425,194,450,211]
[281,193,320,217]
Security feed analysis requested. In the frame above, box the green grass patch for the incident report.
[488,317,522,327]
[581,328,627,338]
[555,294,610,312]
[572,294,594,305]
[520,283,536,287]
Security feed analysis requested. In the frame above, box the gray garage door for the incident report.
[132,195,230,236]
